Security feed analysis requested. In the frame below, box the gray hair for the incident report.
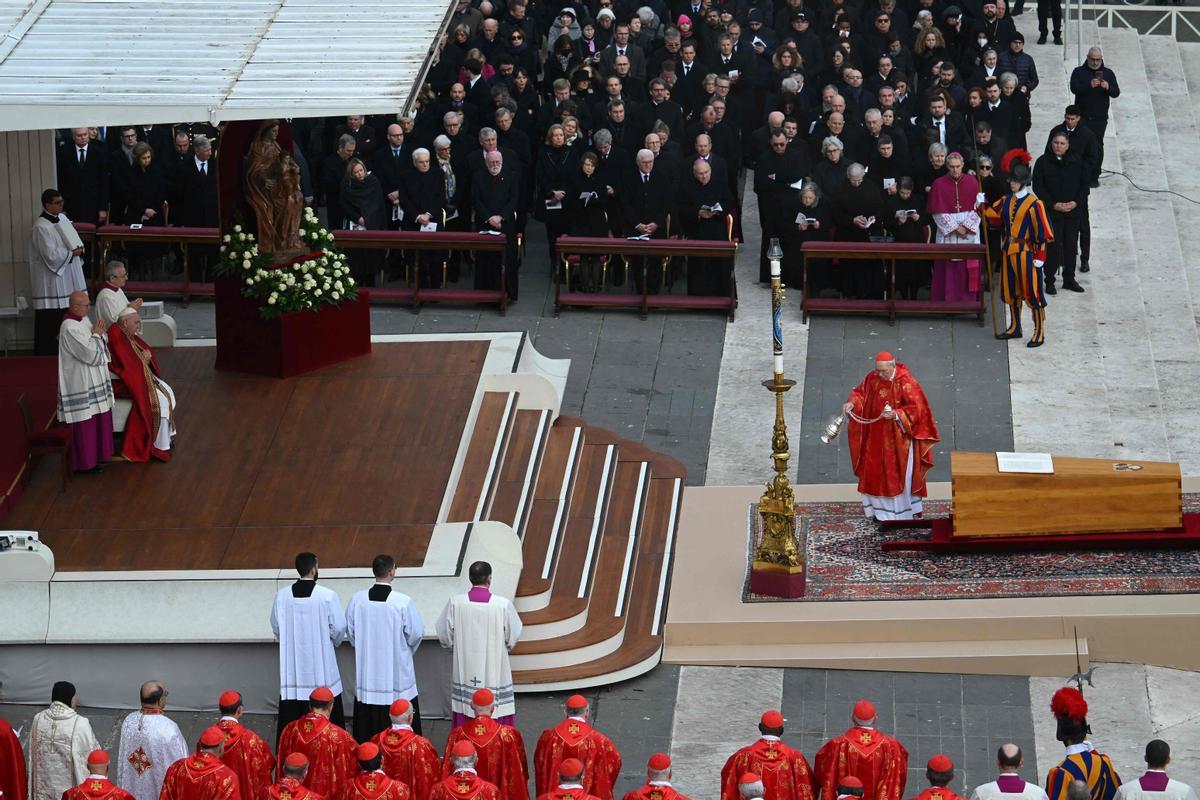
[781,77,800,93]
[999,71,1018,87]
[1067,782,1091,800]
[104,260,127,279]
[451,755,477,771]
[846,162,866,179]
[337,134,356,149]
[443,110,463,125]
[433,134,451,150]
[193,134,211,149]
[928,142,948,158]
[479,127,497,142]
[648,767,671,782]
[822,135,844,153]
[977,154,994,168]
[800,180,821,201]
[412,147,430,163]
[495,107,514,121]
[636,148,655,162]
[593,129,612,146]
[864,108,882,122]
[739,780,766,799]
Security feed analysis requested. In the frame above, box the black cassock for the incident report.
[680,178,734,297]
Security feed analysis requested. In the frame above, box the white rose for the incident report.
[242,258,251,268]
[335,281,343,291]
[317,267,325,276]
[346,277,355,286]
[332,291,341,299]
[233,225,242,232]
[245,278,254,285]
[314,289,323,296]
[238,232,245,240]
[277,283,286,291]
[223,234,231,243]
[268,295,277,305]
[318,228,328,236]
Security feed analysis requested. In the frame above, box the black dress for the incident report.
[779,196,832,292]
[341,174,388,286]
[565,168,610,291]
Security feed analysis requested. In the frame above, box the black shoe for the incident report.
[1054,34,1064,44]
[1090,179,1100,188]
[997,331,1022,340]
[1037,32,1048,43]
[1080,263,1090,273]
[1063,280,1085,293]
[1027,339,1044,348]
[1045,284,1057,295]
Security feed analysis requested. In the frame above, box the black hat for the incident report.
[1011,31,1025,42]
[944,5,962,16]
[1009,160,1031,184]
[791,10,808,22]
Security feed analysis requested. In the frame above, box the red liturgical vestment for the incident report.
[442,717,529,800]
[63,777,136,800]
[0,716,28,800]
[911,788,966,800]
[159,753,241,800]
[216,719,275,800]
[814,727,909,800]
[533,720,622,800]
[278,715,357,799]
[720,738,816,800]
[430,772,502,800]
[372,727,440,800]
[540,786,603,800]
[623,783,692,800]
[332,772,411,800]
[262,777,324,800]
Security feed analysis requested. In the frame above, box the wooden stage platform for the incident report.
[7,340,490,572]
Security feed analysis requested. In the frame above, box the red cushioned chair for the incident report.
[18,393,71,491]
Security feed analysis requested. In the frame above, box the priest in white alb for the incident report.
[270,551,349,744]
[436,560,523,727]
[116,681,188,800]
[27,681,101,800]
[347,553,426,741]
[31,189,88,355]
[57,291,115,473]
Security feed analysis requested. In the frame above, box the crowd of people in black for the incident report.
[51,0,1120,302]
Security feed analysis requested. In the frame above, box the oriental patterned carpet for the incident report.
[741,497,1200,602]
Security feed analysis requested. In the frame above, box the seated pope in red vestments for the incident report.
[841,352,939,521]
[534,696,622,800]
[442,689,529,800]
[107,306,175,462]
[622,754,691,800]
[372,700,441,800]
[720,711,815,800]
[278,689,359,799]
[431,742,503,800]
[815,701,909,800]
[160,728,241,800]
[62,751,134,800]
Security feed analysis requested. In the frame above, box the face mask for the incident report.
[978,37,988,46]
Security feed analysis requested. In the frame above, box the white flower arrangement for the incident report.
[217,209,356,319]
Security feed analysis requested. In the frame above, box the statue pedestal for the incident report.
[214,276,371,378]
[749,560,806,598]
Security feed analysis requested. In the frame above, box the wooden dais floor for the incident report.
[9,340,489,571]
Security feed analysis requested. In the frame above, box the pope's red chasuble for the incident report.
[216,720,275,800]
[846,364,939,500]
[372,727,441,800]
[443,717,529,800]
[63,777,136,800]
[278,715,358,799]
[332,772,411,800]
[622,783,692,800]
[720,738,816,800]
[160,752,241,800]
[430,772,502,800]
[533,720,622,800]
[814,727,909,800]
[263,777,325,800]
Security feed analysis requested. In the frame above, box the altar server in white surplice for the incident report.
[271,551,348,745]
[435,560,523,728]
[115,681,188,800]
[970,744,1050,800]
[30,189,88,355]
[347,553,426,742]
[1115,741,1198,800]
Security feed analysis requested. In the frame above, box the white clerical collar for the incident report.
[1065,743,1092,756]
[391,723,413,730]
[1015,187,1030,198]
[558,784,584,790]
[649,781,673,787]
[568,715,587,722]
[220,716,238,723]
[760,735,781,741]
[1146,770,1168,774]
[373,581,391,586]
[88,775,107,781]
[455,768,478,776]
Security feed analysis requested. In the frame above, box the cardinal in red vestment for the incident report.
[442,690,529,800]
[372,700,440,800]
[622,754,691,800]
[332,744,411,800]
[431,743,502,800]
[263,754,324,800]
[215,692,276,800]
[279,688,359,799]
[537,759,602,800]
[160,727,242,800]
[842,353,939,521]
[533,696,622,800]
[720,711,816,800]
[63,751,135,800]
[814,701,908,800]
[908,756,964,800]
[107,307,175,462]
[0,715,28,800]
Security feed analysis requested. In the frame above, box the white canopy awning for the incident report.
[0,0,454,131]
